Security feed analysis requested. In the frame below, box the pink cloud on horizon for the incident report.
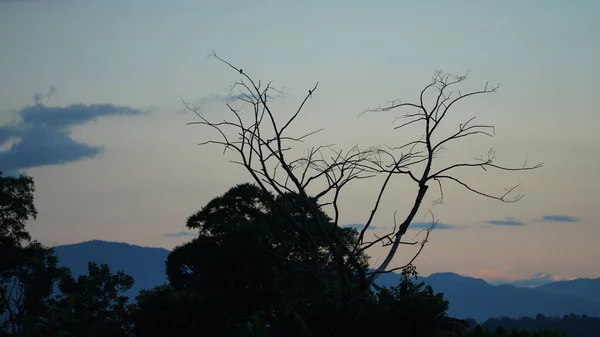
[548,274,575,281]
[458,270,576,282]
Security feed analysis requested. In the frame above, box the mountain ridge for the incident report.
[51,240,600,321]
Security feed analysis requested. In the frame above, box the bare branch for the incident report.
[364,71,541,283]
[191,55,541,290]
[436,175,524,203]
[192,52,375,287]
[366,215,437,277]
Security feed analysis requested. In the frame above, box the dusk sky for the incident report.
[1,0,599,282]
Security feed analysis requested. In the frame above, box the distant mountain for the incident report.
[51,241,600,322]
[535,278,600,304]
[422,273,600,321]
[374,272,600,321]
[53,240,170,300]
[489,273,575,288]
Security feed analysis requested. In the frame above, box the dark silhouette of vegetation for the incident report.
[47,261,134,336]
[0,171,63,335]
[1,172,578,336]
[480,314,600,337]
[131,183,460,336]
[0,172,134,336]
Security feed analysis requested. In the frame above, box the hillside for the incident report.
[53,240,170,299]
[535,278,600,303]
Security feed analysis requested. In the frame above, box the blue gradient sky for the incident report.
[1,0,599,281]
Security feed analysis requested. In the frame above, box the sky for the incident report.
[1,0,599,282]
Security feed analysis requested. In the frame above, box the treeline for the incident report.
[475,314,600,337]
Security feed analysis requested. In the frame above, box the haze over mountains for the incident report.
[53,240,600,322]
[488,273,576,288]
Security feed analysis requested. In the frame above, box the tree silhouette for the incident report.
[0,173,134,336]
[49,262,134,336]
[185,53,542,288]
[0,171,64,335]
[142,183,369,335]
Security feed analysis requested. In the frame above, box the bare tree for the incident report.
[185,52,542,289]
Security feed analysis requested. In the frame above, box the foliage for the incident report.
[0,242,66,336]
[130,285,195,337]
[0,171,65,335]
[144,183,369,335]
[0,172,36,243]
[47,262,134,337]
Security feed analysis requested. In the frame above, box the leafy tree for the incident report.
[47,262,134,337]
[0,172,65,335]
[0,241,66,336]
[0,172,36,243]
[1,172,135,336]
[133,183,474,337]
[130,284,201,337]
[148,183,369,335]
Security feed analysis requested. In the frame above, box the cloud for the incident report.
[192,90,288,109]
[178,93,250,115]
[199,93,246,105]
[34,86,58,105]
[341,224,381,230]
[459,269,518,282]
[408,222,454,230]
[0,96,143,174]
[487,272,576,287]
[537,215,580,223]
[180,87,288,116]
[485,218,525,227]
[162,231,198,238]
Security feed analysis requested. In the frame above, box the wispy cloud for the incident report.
[179,93,250,115]
[192,90,288,109]
[162,231,198,238]
[198,93,246,105]
[180,87,288,116]
[459,269,518,282]
[0,92,143,174]
[537,215,581,223]
[486,218,525,227]
[487,272,576,287]
[409,222,454,230]
[341,224,381,230]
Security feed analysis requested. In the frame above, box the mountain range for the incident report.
[52,240,600,322]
